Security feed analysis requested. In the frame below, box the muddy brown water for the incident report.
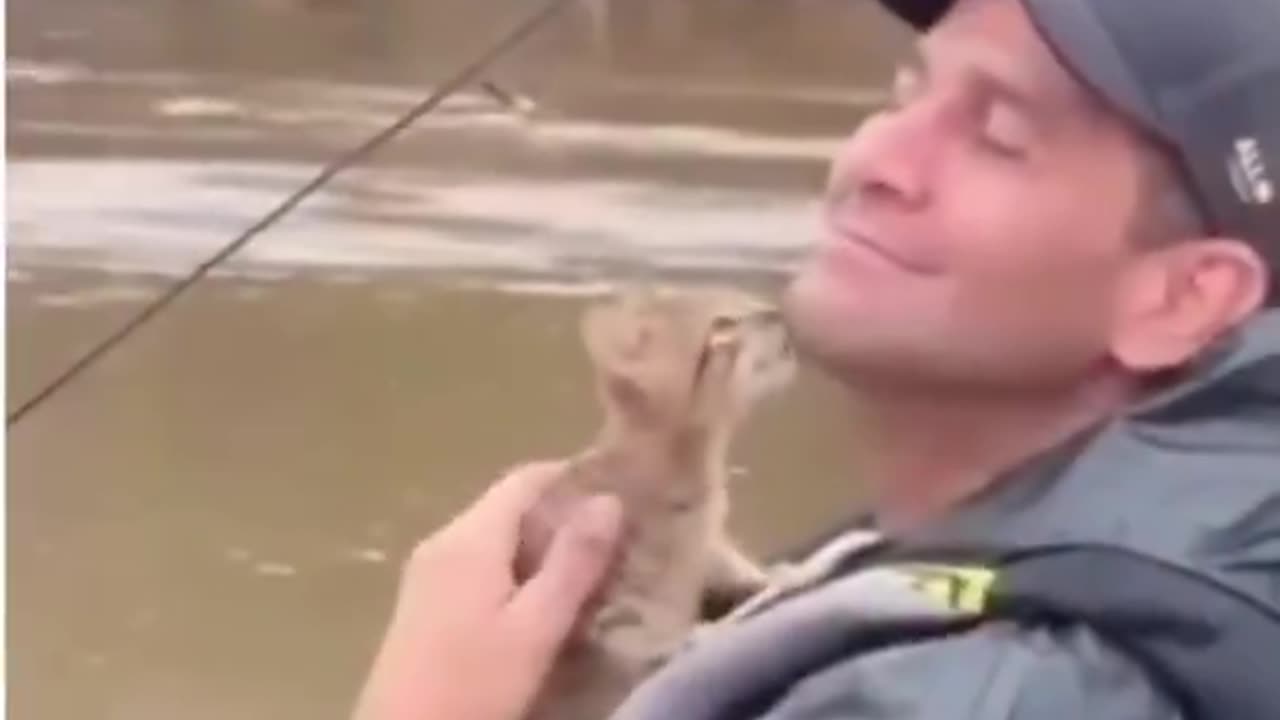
[8,1,910,717]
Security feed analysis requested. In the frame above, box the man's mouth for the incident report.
[821,219,939,276]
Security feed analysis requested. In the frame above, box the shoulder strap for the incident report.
[990,545,1280,720]
[733,530,1280,720]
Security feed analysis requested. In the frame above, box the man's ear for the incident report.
[1111,238,1268,371]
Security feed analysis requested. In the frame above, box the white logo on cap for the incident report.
[1230,137,1274,205]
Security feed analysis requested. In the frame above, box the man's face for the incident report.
[784,0,1154,393]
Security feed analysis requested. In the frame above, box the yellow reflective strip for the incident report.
[899,564,997,613]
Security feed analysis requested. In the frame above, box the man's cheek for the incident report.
[948,253,1072,329]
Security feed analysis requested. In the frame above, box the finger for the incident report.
[504,494,623,659]
[452,460,566,538]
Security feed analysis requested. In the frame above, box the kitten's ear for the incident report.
[580,294,652,368]
[581,293,657,425]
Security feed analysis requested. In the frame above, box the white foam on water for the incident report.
[33,284,158,308]
[479,279,618,298]
[155,96,247,119]
[6,58,93,85]
[252,561,298,577]
[17,120,264,143]
[524,120,842,163]
[8,159,817,281]
[341,547,388,564]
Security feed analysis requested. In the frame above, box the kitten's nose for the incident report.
[750,309,783,326]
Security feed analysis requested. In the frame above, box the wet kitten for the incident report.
[516,285,796,720]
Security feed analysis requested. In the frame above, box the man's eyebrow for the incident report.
[912,35,1071,119]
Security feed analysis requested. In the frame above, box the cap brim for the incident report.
[1021,0,1163,138]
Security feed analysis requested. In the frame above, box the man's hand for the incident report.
[353,462,624,720]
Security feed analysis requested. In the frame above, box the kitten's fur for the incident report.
[516,285,795,720]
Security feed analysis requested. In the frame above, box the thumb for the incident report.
[506,494,623,657]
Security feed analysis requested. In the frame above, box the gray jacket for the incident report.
[612,310,1280,720]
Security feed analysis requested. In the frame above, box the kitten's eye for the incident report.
[708,316,739,348]
[710,316,738,331]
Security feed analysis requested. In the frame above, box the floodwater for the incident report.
[8,1,910,718]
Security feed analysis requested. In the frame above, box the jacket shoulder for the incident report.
[760,621,1183,720]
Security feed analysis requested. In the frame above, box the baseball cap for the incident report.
[877,0,1280,287]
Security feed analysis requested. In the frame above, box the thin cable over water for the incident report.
[7,0,573,427]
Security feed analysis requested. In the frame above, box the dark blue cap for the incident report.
[878,0,1280,279]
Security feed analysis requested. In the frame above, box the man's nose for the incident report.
[828,106,937,212]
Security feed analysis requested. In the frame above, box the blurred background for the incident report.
[7,1,911,718]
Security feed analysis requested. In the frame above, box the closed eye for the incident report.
[977,101,1034,160]
[710,315,739,331]
[708,315,740,347]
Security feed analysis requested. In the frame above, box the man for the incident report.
[354,0,1280,717]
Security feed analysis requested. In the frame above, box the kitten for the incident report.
[516,285,796,720]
